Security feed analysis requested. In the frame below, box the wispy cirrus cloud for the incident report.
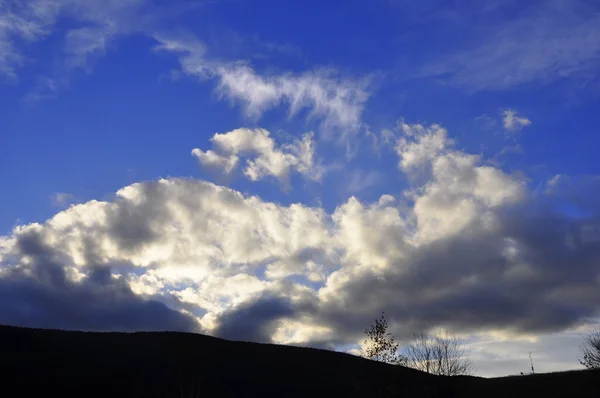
[1,0,160,97]
[153,33,372,136]
[344,169,382,195]
[502,109,531,132]
[215,65,370,133]
[204,27,304,62]
[0,0,56,79]
[3,2,372,134]
[50,192,79,208]
[420,0,600,91]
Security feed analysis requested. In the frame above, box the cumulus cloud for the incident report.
[395,121,450,175]
[316,126,598,350]
[319,122,599,346]
[191,149,239,175]
[399,122,525,243]
[153,34,370,135]
[212,294,296,343]
[502,109,531,132]
[1,121,600,375]
[0,177,337,334]
[192,128,323,189]
[0,223,198,332]
[394,121,525,242]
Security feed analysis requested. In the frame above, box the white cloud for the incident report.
[1,178,337,329]
[2,3,371,133]
[192,128,323,189]
[215,65,369,133]
[330,194,407,272]
[152,32,208,75]
[395,120,525,242]
[153,35,371,135]
[2,121,600,376]
[395,121,449,173]
[502,109,531,132]
[412,151,524,242]
[191,148,239,175]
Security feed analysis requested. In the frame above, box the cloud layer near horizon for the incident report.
[1,123,599,354]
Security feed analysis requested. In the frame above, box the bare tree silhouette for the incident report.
[579,331,600,370]
[405,332,472,376]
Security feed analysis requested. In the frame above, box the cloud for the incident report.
[192,128,323,189]
[212,294,296,343]
[502,109,531,132]
[0,0,55,79]
[0,224,199,332]
[467,327,597,377]
[204,27,304,62]
[395,121,450,175]
[420,0,600,90]
[1,122,600,374]
[214,65,369,134]
[50,192,78,208]
[63,25,114,71]
[344,169,382,194]
[317,194,600,350]
[0,177,336,333]
[191,149,239,175]
[153,34,371,135]
[3,3,371,134]
[474,114,497,130]
[0,0,153,101]
[317,122,597,346]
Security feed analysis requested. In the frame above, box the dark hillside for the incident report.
[0,325,598,397]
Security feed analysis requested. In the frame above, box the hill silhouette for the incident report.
[1,324,598,397]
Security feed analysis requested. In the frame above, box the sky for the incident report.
[1,0,600,378]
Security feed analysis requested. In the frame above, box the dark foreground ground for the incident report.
[0,325,598,397]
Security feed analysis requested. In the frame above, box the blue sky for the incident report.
[2,0,600,377]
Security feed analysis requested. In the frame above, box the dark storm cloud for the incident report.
[315,198,600,344]
[105,181,173,253]
[0,228,199,333]
[213,295,296,343]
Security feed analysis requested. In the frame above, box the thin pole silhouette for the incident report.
[529,352,535,374]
